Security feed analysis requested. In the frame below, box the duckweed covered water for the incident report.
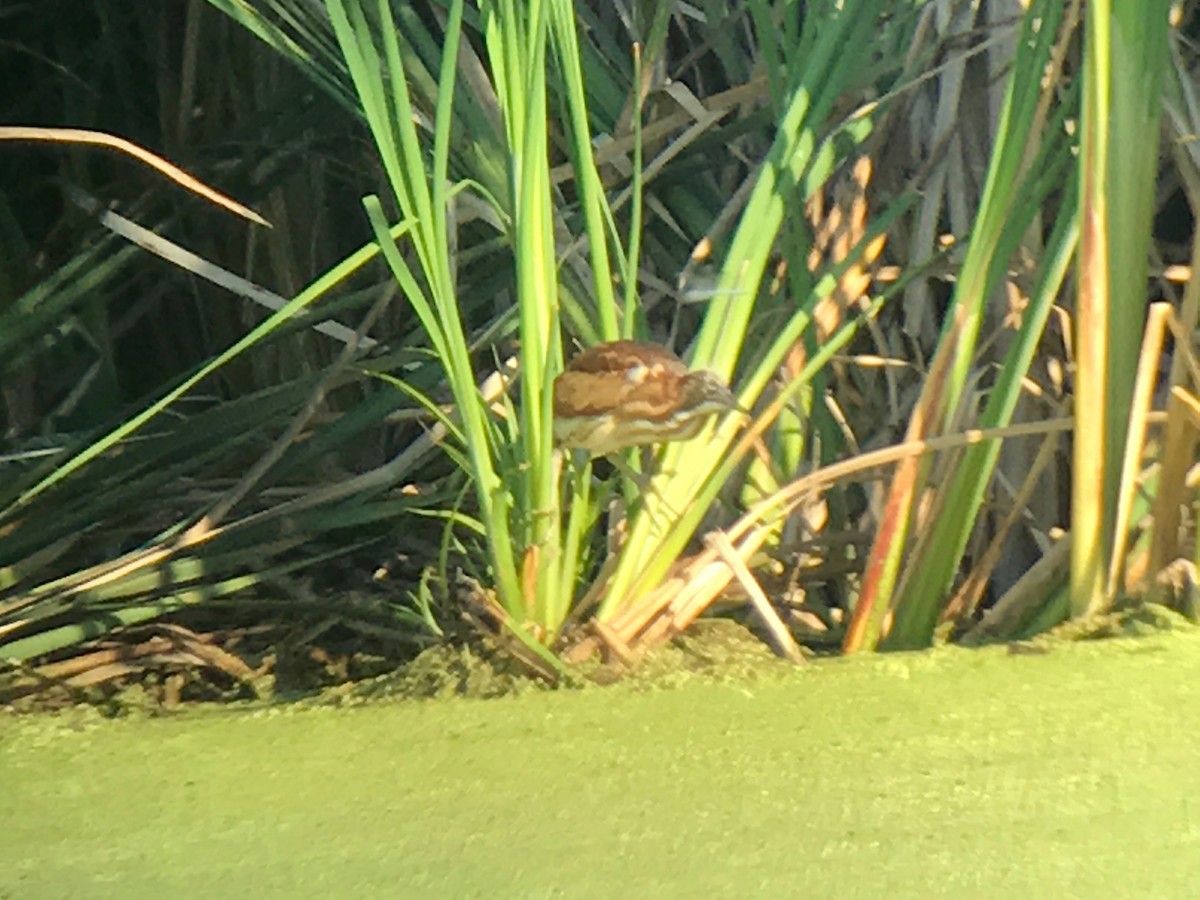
[4,631,1200,897]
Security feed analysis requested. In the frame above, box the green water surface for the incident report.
[4,633,1200,898]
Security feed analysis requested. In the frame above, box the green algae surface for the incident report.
[5,632,1200,898]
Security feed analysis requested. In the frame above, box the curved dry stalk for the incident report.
[0,126,269,226]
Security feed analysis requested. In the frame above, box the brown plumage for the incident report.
[553,340,739,455]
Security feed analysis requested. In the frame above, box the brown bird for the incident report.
[553,340,740,456]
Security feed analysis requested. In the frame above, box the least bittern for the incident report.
[552,340,739,455]
[552,340,743,553]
